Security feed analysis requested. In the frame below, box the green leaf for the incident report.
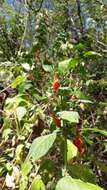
[11,76,25,89]
[82,128,107,137]
[0,166,4,177]
[84,51,101,57]
[42,65,53,72]
[21,161,33,176]
[2,128,12,141]
[77,99,93,104]
[16,107,27,121]
[56,176,103,190]
[58,111,80,123]
[58,58,78,73]
[19,175,28,190]
[58,58,71,73]
[96,160,107,174]
[59,87,70,91]
[3,2,15,15]
[5,95,28,109]
[67,140,77,162]
[15,144,24,163]
[31,176,46,190]
[76,43,85,50]
[69,164,97,184]
[68,59,78,70]
[74,90,90,100]
[26,132,57,162]
[6,163,12,172]
[20,133,56,190]
[40,159,54,173]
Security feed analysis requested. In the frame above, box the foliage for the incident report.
[0,0,107,189]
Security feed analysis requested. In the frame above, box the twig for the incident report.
[28,0,44,14]
[0,85,11,94]
[91,111,96,126]
[1,179,5,189]
[96,40,107,49]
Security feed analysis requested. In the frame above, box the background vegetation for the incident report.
[0,0,107,189]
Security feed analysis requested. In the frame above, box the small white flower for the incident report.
[5,166,20,189]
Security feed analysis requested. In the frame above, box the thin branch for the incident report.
[0,85,11,94]
[28,0,44,14]
[35,0,44,13]
[96,40,107,49]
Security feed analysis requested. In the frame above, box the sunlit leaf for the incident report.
[67,140,78,162]
[68,59,78,69]
[58,58,78,73]
[58,111,80,123]
[16,107,27,121]
[19,175,28,190]
[42,64,53,72]
[21,161,32,176]
[31,176,46,190]
[2,128,12,141]
[15,144,24,163]
[84,51,101,57]
[11,76,25,89]
[26,132,57,162]
[56,176,103,190]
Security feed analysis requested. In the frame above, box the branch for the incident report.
[0,85,11,95]
[94,41,107,54]
[35,0,44,13]
[28,0,44,14]
[96,40,107,49]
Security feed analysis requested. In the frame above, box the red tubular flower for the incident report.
[52,72,59,93]
[73,136,84,153]
[52,115,61,128]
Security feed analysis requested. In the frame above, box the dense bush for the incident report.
[0,0,107,189]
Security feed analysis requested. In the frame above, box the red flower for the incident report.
[73,136,84,153]
[52,72,59,93]
[52,115,61,128]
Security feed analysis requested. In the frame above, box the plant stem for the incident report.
[14,112,20,136]
[64,134,67,172]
